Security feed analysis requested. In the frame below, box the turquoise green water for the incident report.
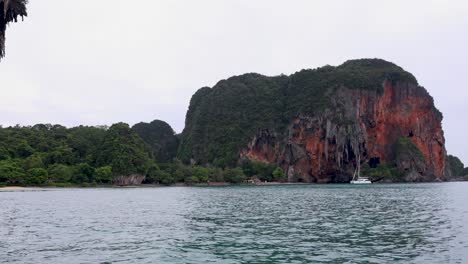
[1,183,467,263]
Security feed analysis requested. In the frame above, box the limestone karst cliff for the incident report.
[240,81,445,182]
[178,59,447,182]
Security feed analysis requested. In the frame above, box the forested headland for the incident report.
[0,121,286,187]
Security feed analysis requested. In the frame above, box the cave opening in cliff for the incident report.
[346,143,356,161]
[408,130,414,137]
[369,157,380,168]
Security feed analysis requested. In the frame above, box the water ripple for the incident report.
[1,183,467,263]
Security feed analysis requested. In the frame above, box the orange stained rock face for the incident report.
[241,81,446,182]
[361,82,445,178]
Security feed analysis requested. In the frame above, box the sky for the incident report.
[0,0,467,164]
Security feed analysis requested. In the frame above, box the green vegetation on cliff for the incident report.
[132,120,179,163]
[178,74,288,166]
[97,123,153,177]
[179,59,419,166]
[446,155,465,178]
[360,138,426,182]
[392,138,425,161]
[361,163,402,181]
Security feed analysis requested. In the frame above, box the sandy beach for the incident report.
[0,186,49,191]
[0,186,28,190]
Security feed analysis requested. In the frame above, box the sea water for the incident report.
[1,183,467,263]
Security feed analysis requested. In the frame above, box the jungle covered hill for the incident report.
[178,59,452,183]
[0,122,288,187]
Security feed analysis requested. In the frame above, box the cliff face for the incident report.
[240,81,446,182]
[179,59,447,182]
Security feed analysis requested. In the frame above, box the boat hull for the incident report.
[350,180,372,184]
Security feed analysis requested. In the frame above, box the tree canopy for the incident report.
[0,122,166,186]
[97,123,153,177]
[0,121,271,186]
[446,155,465,178]
[132,120,179,163]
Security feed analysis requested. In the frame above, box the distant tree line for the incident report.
[0,121,287,187]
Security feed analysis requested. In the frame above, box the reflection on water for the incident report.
[1,183,467,263]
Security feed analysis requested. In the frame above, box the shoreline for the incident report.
[1,180,467,191]
[0,182,309,190]
[0,186,52,191]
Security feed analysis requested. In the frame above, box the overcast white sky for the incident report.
[0,0,467,163]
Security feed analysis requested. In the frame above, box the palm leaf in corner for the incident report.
[1,0,28,60]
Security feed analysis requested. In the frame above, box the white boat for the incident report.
[350,177,372,184]
[350,153,372,184]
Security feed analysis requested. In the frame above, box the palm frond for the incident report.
[1,0,28,60]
